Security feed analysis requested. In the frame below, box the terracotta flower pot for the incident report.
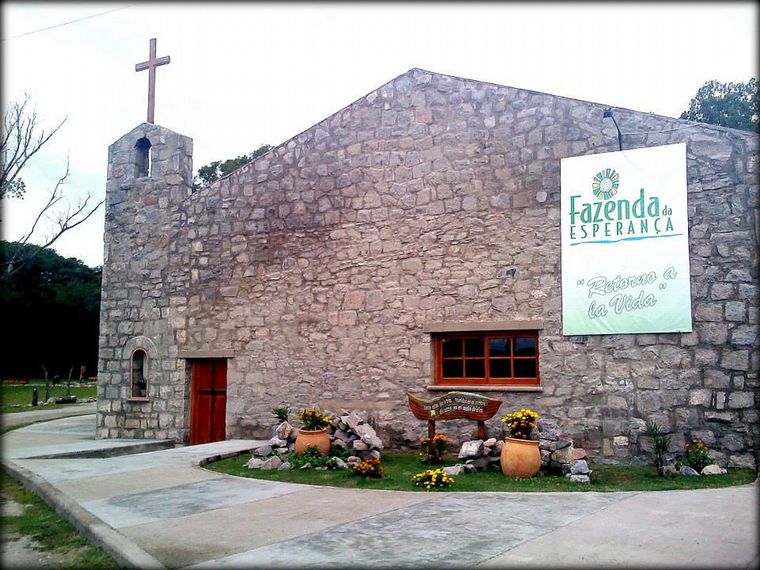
[295,428,330,456]
[500,437,541,478]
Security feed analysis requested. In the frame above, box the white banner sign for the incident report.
[561,143,692,335]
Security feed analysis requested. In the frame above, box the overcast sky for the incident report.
[2,2,757,268]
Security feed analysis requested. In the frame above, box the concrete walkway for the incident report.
[0,401,96,430]
[2,415,758,569]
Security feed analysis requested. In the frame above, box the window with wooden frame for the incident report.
[130,349,149,399]
[433,331,540,386]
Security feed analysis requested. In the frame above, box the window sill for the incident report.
[127,397,150,402]
[426,385,543,393]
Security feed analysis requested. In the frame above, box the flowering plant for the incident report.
[298,407,331,430]
[413,468,454,491]
[500,408,540,439]
[419,434,450,465]
[353,458,384,478]
[684,438,711,472]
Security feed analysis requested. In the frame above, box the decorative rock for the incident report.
[571,448,588,461]
[260,456,282,470]
[443,465,465,476]
[483,438,497,447]
[701,464,724,475]
[254,444,273,457]
[551,446,573,464]
[663,464,677,475]
[334,458,348,470]
[346,455,361,465]
[332,438,348,450]
[679,466,700,476]
[369,450,382,460]
[463,463,478,474]
[267,437,287,448]
[352,440,368,451]
[300,462,312,470]
[275,421,293,441]
[465,456,490,471]
[567,474,591,483]
[555,437,572,450]
[245,457,264,469]
[315,466,328,471]
[458,439,484,459]
[493,440,504,455]
[570,460,590,475]
[278,461,291,471]
[344,411,364,431]
[354,423,376,441]
[368,435,384,450]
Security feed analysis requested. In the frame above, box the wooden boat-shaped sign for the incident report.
[407,391,502,421]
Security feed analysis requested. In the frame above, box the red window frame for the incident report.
[433,331,540,386]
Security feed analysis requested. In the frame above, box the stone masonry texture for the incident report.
[97,69,759,469]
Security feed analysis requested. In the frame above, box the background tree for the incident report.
[1,95,104,280]
[0,241,101,379]
[193,143,273,189]
[680,79,758,132]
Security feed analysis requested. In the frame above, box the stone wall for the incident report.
[98,69,758,468]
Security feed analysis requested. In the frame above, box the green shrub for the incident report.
[271,405,290,423]
[684,438,712,472]
[287,446,340,470]
[645,420,671,477]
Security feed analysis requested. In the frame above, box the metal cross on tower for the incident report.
[135,38,170,124]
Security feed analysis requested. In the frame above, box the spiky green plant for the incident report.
[645,420,671,477]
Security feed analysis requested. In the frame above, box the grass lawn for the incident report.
[0,469,117,568]
[205,450,757,492]
[0,381,97,414]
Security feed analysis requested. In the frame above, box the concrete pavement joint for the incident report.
[3,458,166,569]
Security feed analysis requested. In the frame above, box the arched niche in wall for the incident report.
[123,336,159,400]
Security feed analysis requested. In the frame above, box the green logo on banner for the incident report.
[592,168,619,200]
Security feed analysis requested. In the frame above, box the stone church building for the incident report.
[97,68,758,468]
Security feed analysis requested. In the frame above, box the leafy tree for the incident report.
[0,241,101,379]
[1,95,104,280]
[680,79,759,132]
[193,144,273,190]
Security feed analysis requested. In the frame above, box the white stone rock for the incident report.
[483,438,497,447]
[701,464,724,475]
[570,460,590,475]
[443,465,465,476]
[334,458,348,470]
[344,411,364,431]
[254,444,273,457]
[458,440,484,459]
[268,437,288,448]
[245,457,264,469]
[613,436,629,447]
[260,456,283,470]
[275,421,293,440]
[352,440,368,451]
[568,474,591,483]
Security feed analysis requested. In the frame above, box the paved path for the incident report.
[0,402,96,430]
[2,415,758,569]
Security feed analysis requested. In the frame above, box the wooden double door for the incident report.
[190,359,227,445]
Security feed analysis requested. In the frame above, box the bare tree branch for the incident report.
[1,94,66,199]
[1,95,103,280]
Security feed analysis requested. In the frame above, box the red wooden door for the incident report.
[190,359,227,445]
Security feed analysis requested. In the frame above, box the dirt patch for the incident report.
[1,532,54,568]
